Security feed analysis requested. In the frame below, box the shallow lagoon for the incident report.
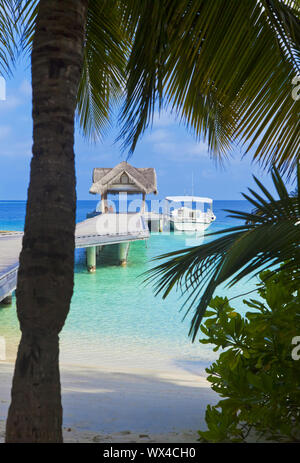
[0,200,256,374]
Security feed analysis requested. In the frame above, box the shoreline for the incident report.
[0,360,217,443]
[0,421,200,443]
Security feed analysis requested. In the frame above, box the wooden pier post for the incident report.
[101,192,107,213]
[118,242,130,266]
[142,193,146,214]
[86,246,96,273]
[96,245,103,256]
[159,218,163,233]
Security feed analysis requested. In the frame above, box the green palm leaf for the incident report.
[13,0,128,141]
[120,0,300,172]
[6,1,300,169]
[146,166,300,341]
[0,1,22,76]
[76,0,128,141]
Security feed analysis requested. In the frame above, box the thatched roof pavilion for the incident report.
[89,161,157,212]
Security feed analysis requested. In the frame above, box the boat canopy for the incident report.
[165,196,213,204]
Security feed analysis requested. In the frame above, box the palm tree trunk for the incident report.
[5,0,88,443]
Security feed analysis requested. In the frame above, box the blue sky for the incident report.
[0,60,279,201]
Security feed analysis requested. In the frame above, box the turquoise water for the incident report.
[0,200,257,373]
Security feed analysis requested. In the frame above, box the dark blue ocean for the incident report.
[0,199,251,231]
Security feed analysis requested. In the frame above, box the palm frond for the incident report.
[146,166,300,341]
[9,0,299,166]
[10,0,128,142]
[14,0,38,55]
[0,0,22,76]
[260,0,300,71]
[76,0,128,141]
[120,0,300,173]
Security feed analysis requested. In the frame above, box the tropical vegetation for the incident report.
[198,266,300,443]
[0,0,298,442]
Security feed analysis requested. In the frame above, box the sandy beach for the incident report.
[0,361,217,443]
[0,422,200,444]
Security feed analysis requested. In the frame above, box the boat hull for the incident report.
[170,219,213,232]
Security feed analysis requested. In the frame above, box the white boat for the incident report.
[165,196,216,232]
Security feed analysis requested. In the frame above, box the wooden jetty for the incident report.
[0,232,22,304]
[76,212,149,271]
[0,161,157,303]
[0,162,157,304]
[0,213,149,303]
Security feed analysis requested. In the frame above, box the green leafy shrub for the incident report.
[198,267,300,442]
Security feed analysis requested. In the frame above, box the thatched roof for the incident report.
[90,161,158,195]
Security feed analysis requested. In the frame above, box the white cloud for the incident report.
[187,142,209,156]
[0,95,22,111]
[201,168,217,179]
[153,141,178,154]
[19,79,32,97]
[0,79,32,113]
[152,110,176,128]
[145,129,170,143]
[153,139,209,160]
[0,140,32,158]
[145,126,209,161]
[0,125,11,140]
